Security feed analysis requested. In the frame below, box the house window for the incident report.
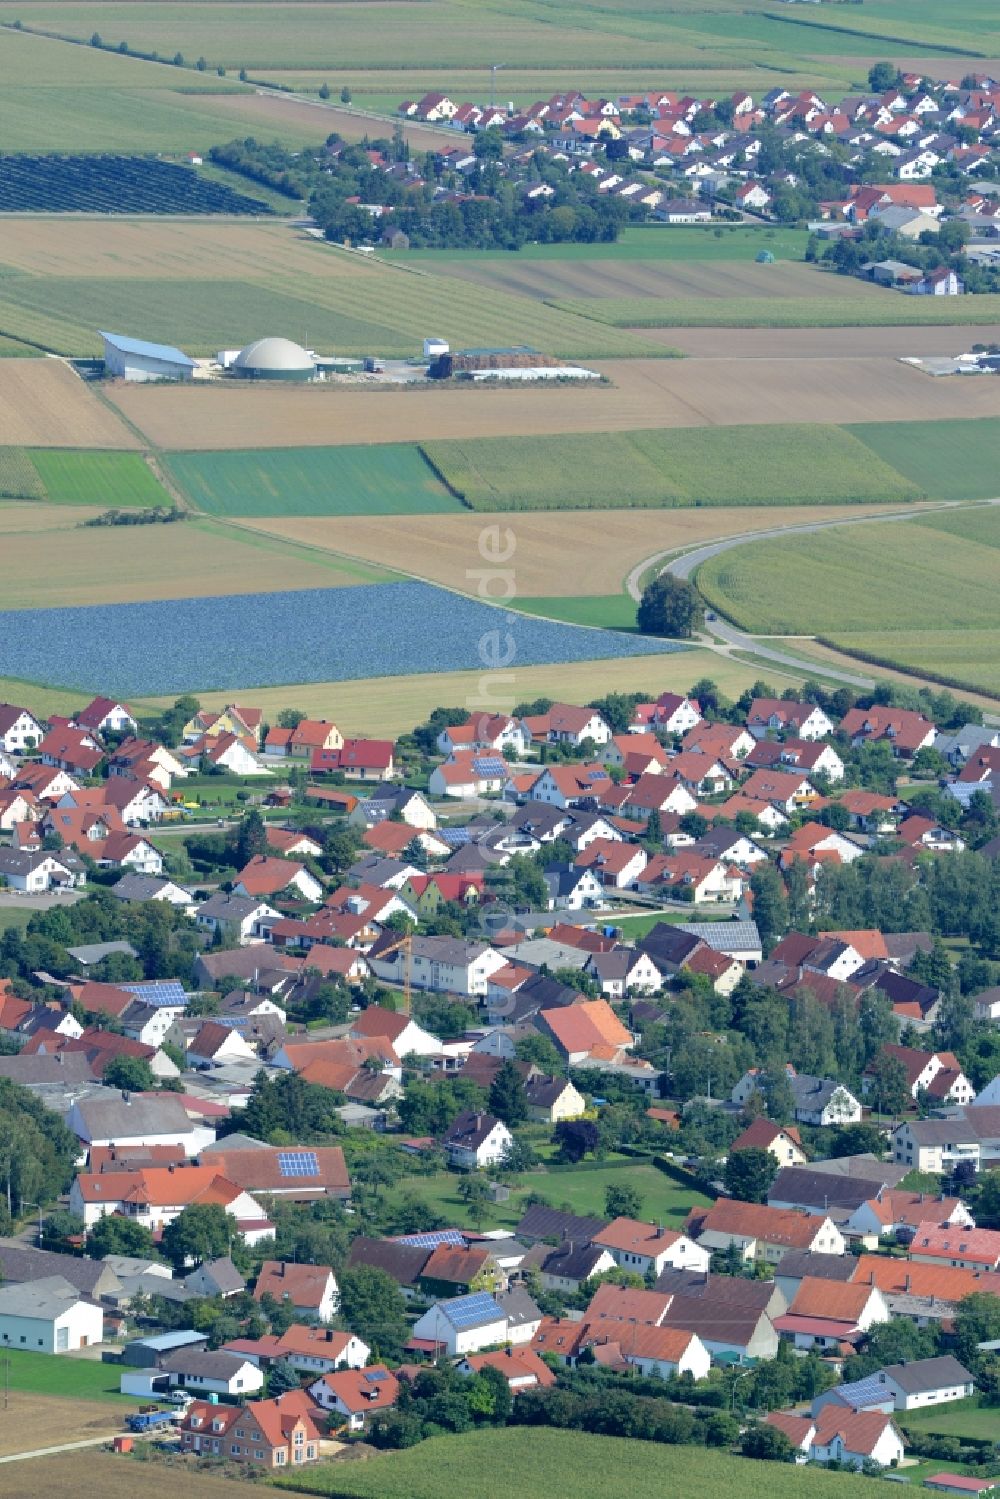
[275,1452,285,1465]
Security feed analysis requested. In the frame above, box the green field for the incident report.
[422,425,922,511]
[0,265,658,360]
[29,450,172,507]
[165,444,462,518]
[511,594,641,630]
[555,293,1000,329]
[846,418,1000,502]
[697,507,1000,698]
[1,1348,132,1401]
[273,1429,891,1499]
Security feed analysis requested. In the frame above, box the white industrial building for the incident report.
[100,331,196,383]
[0,1275,104,1352]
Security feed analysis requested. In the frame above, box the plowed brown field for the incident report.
[111,356,1000,450]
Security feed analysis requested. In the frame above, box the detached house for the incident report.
[689,1199,846,1262]
[75,696,137,737]
[592,1218,710,1276]
[234,856,323,904]
[522,703,611,748]
[253,1261,339,1322]
[443,1110,513,1170]
[746,697,834,741]
[308,1365,399,1430]
[178,1392,322,1468]
[0,703,44,754]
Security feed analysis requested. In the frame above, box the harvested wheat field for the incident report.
[0,1393,123,1458]
[195,90,450,152]
[0,519,385,610]
[113,356,1000,450]
[0,501,103,533]
[648,325,1000,358]
[0,360,138,447]
[244,503,909,597]
[0,218,353,281]
[0,1449,238,1499]
[140,648,787,738]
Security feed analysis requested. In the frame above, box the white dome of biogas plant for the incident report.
[232,336,316,381]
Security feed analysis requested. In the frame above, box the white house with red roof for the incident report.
[746,697,834,741]
[308,1365,400,1429]
[234,856,323,903]
[0,702,45,755]
[74,697,138,737]
[347,1003,440,1058]
[592,1218,710,1276]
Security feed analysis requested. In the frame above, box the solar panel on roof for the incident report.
[446,1292,501,1328]
[472,757,507,778]
[365,1370,389,1384]
[122,979,188,1008]
[397,1229,465,1249]
[277,1150,320,1178]
[440,827,471,846]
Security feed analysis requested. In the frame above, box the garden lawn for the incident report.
[385,1155,709,1230]
[848,418,1000,502]
[165,445,462,518]
[1,1347,133,1400]
[422,425,920,511]
[613,910,729,938]
[898,1397,1000,1440]
[30,449,171,507]
[391,225,810,263]
[272,1429,890,1499]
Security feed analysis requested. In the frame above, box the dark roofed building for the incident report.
[516,1204,609,1245]
[346,1236,431,1290]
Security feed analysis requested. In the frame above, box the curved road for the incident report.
[625,499,999,695]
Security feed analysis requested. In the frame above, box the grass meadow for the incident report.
[273,1430,892,1499]
[0,1347,132,1400]
[165,445,462,517]
[421,424,922,510]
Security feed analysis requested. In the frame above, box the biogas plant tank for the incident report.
[231,336,316,381]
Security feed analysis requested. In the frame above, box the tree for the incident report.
[318,81,330,99]
[87,1213,156,1259]
[953,1292,1000,1367]
[868,61,901,91]
[636,575,704,640]
[741,1423,795,1462]
[866,1051,909,1119]
[553,1118,599,1162]
[515,1035,563,1073]
[161,1203,237,1269]
[605,1183,643,1220]
[724,1146,778,1204]
[277,709,307,729]
[236,808,267,867]
[340,85,352,103]
[337,1266,409,1360]
[458,1174,491,1228]
[267,1360,302,1396]
[488,1060,528,1125]
[750,864,789,954]
[102,1055,155,1092]
[826,1122,885,1160]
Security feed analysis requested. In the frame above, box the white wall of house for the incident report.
[0,1299,103,1353]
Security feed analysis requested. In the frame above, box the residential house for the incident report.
[456,1347,556,1393]
[443,1111,513,1170]
[195,893,280,944]
[234,856,323,904]
[0,703,44,754]
[592,1218,710,1276]
[908,1224,1000,1272]
[524,1074,585,1123]
[253,1261,339,1321]
[688,1199,846,1263]
[767,1407,905,1469]
[876,1356,975,1411]
[307,1366,399,1430]
[178,1392,322,1468]
[538,999,634,1064]
[537,1242,616,1294]
[411,1291,508,1355]
[774,1277,890,1351]
[0,848,82,892]
[521,703,612,748]
[730,1117,807,1167]
[746,697,834,741]
[865,1045,974,1106]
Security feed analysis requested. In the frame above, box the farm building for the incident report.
[100,331,195,383]
[231,337,317,382]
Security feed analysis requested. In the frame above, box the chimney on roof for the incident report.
[326,1328,334,1342]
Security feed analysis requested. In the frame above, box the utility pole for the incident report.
[490,62,505,110]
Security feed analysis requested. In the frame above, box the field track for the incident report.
[110,355,1000,450]
[0,360,138,447]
